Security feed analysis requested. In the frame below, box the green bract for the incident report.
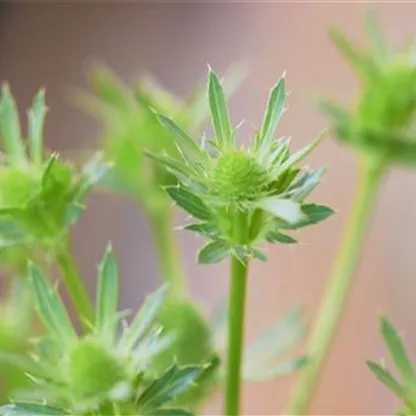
[321,13,416,166]
[0,85,109,265]
[367,317,416,416]
[149,68,333,263]
[0,248,214,416]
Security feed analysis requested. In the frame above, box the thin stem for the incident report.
[148,207,186,299]
[225,212,250,416]
[286,155,386,415]
[56,241,93,329]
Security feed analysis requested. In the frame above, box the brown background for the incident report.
[1,3,415,415]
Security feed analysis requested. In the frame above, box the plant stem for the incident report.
[148,208,186,299]
[56,241,93,329]
[225,212,250,416]
[286,155,386,415]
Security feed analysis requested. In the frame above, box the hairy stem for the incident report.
[286,155,386,415]
[225,212,249,416]
[56,241,93,329]
[148,207,186,299]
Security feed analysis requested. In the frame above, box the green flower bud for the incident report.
[322,15,416,167]
[67,337,126,400]
[210,150,270,204]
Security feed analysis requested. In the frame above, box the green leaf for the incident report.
[367,360,406,399]
[329,27,378,79]
[28,89,47,165]
[302,204,334,224]
[278,130,326,173]
[266,231,297,244]
[121,286,167,353]
[166,186,212,221]
[244,356,307,381]
[0,403,70,415]
[257,197,305,225]
[146,151,194,184]
[198,240,230,264]
[28,262,76,346]
[251,247,268,262]
[0,84,26,164]
[151,409,194,416]
[157,114,206,165]
[258,77,286,158]
[184,222,219,238]
[96,244,119,342]
[137,365,202,412]
[208,67,233,148]
[288,167,326,202]
[380,317,415,385]
[364,10,388,60]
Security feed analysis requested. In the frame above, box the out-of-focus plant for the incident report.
[0,248,215,416]
[367,317,416,416]
[152,67,333,415]
[287,13,416,415]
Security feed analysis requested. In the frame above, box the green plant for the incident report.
[151,67,333,415]
[1,10,416,416]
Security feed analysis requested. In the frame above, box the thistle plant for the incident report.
[0,85,109,325]
[287,14,416,414]
[152,67,333,415]
[0,248,215,416]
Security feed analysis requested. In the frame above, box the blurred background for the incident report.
[1,2,416,415]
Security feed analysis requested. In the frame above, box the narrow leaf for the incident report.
[198,240,230,264]
[157,114,206,164]
[28,89,47,165]
[266,231,297,244]
[278,130,326,173]
[380,317,415,384]
[0,83,26,164]
[364,10,388,60]
[367,360,406,399]
[208,68,233,148]
[184,222,219,238]
[244,356,307,381]
[166,186,212,221]
[28,262,76,345]
[0,403,70,416]
[96,244,119,341]
[120,286,167,353]
[258,77,286,157]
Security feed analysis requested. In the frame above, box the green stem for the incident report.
[286,155,386,415]
[56,241,93,329]
[225,212,250,416]
[148,208,186,299]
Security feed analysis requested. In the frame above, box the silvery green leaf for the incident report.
[184,222,219,238]
[137,365,202,412]
[166,186,212,221]
[288,167,326,201]
[96,244,119,342]
[257,197,305,224]
[146,151,194,184]
[266,231,297,244]
[28,89,47,166]
[198,240,230,264]
[367,360,406,399]
[0,84,26,164]
[157,114,207,166]
[208,67,234,148]
[152,409,194,416]
[278,130,326,173]
[243,308,305,381]
[0,403,70,416]
[120,286,167,353]
[244,356,307,381]
[28,263,76,347]
[380,317,415,385]
[251,247,267,262]
[257,77,286,160]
